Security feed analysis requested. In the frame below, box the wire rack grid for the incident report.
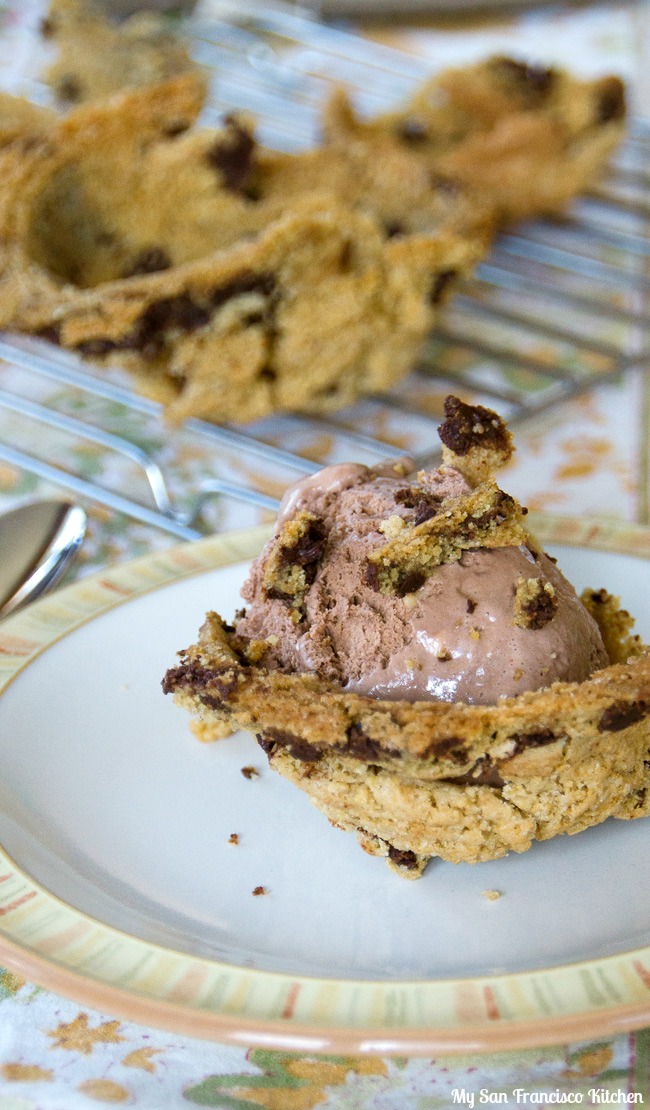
[1,2,649,546]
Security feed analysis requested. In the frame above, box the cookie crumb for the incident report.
[245,639,269,663]
[228,833,239,845]
[252,885,268,896]
[470,627,481,641]
[514,576,558,630]
[241,766,259,779]
[379,514,406,539]
[481,889,502,901]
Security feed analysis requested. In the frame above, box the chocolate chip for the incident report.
[396,117,429,143]
[394,570,426,597]
[597,77,625,123]
[509,729,559,754]
[587,588,608,604]
[466,598,477,614]
[126,294,210,355]
[366,556,427,597]
[490,56,557,102]
[523,595,556,629]
[206,115,257,194]
[258,727,323,763]
[395,488,443,525]
[429,269,458,305]
[463,492,518,532]
[77,273,277,361]
[438,394,510,457]
[339,240,353,273]
[387,845,419,870]
[142,293,210,334]
[264,586,293,603]
[96,230,117,248]
[443,757,505,788]
[163,121,191,138]
[256,733,276,756]
[162,660,240,702]
[598,701,649,733]
[203,672,240,701]
[76,338,119,358]
[210,272,276,310]
[337,722,401,763]
[200,694,230,710]
[423,737,468,762]
[384,220,405,238]
[279,518,327,587]
[56,75,82,102]
[122,247,172,278]
[514,577,558,630]
[363,562,380,590]
[37,324,61,346]
[39,16,56,37]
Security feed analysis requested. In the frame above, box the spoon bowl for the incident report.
[0,500,86,620]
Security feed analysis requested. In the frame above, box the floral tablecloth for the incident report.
[0,1,649,1107]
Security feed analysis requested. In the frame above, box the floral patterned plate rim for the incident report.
[0,515,648,1055]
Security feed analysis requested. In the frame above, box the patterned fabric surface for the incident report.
[0,0,649,1106]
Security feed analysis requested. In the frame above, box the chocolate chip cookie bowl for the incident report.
[0,52,626,426]
[163,398,650,878]
[0,76,482,424]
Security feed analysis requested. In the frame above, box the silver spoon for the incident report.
[0,500,87,620]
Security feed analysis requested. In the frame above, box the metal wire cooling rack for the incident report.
[1,2,649,543]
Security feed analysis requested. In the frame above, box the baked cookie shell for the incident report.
[164,612,650,870]
[0,81,479,424]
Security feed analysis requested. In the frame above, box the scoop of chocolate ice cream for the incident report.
[235,452,608,706]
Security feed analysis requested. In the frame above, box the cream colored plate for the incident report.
[0,516,649,1052]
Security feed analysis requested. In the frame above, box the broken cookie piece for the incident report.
[365,481,528,597]
[513,576,558,630]
[581,587,644,665]
[262,511,327,619]
[438,394,514,485]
